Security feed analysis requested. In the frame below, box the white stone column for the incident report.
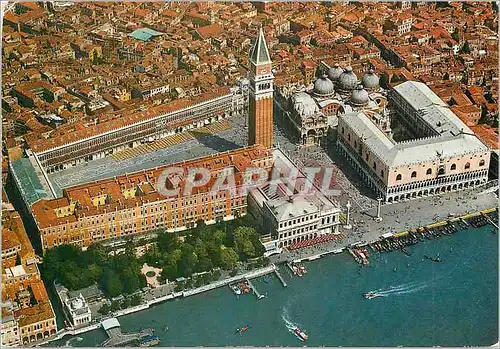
[375,197,383,222]
[343,201,352,229]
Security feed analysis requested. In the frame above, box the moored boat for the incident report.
[138,335,161,347]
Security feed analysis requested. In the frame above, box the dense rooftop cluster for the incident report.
[1,2,498,155]
[1,189,57,346]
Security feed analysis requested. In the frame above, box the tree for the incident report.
[130,294,142,306]
[121,267,140,294]
[157,232,179,253]
[211,230,226,245]
[98,303,110,315]
[161,258,178,282]
[178,244,198,277]
[121,297,131,309]
[219,247,239,270]
[110,300,121,312]
[100,269,123,298]
[212,269,222,281]
[174,282,185,292]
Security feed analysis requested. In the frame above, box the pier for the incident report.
[273,265,288,287]
[481,212,498,229]
[100,318,152,347]
[246,278,265,299]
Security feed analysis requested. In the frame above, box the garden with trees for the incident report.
[42,215,269,299]
[41,243,147,298]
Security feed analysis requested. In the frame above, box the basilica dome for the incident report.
[361,69,380,91]
[350,85,370,106]
[327,64,344,81]
[313,75,335,97]
[338,66,358,92]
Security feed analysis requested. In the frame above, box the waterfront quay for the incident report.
[34,265,278,347]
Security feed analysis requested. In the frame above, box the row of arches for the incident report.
[387,179,485,203]
[44,112,231,174]
[279,232,318,248]
[22,329,56,344]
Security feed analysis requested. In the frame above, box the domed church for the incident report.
[274,62,388,146]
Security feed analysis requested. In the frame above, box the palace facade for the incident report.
[337,81,490,203]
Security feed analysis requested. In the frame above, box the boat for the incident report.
[292,265,303,277]
[299,265,307,274]
[424,255,441,263]
[236,325,251,334]
[363,291,384,299]
[164,326,169,332]
[230,284,242,295]
[138,335,161,347]
[294,327,308,342]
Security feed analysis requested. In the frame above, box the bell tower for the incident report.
[248,28,274,149]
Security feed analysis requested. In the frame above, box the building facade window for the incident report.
[479,159,485,166]
[465,162,471,169]
[426,168,432,175]
[411,171,417,178]
[396,174,402,180]
[450,164,456,170]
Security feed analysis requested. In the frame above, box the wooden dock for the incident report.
[246,278,265,300]
[273,265,288,287]
[100,318,153,347]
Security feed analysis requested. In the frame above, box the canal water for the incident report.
[54,224,498,347]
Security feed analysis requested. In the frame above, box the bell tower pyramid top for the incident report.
[249,27,271,65]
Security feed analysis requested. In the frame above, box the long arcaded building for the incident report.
[337,81,490,203]
[26,85,248,173]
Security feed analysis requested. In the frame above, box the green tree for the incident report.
[130,294,142,306]
[219,247,239,270]
[100,269,123,298]
[121,297,131,309]
[110,300,121,312]
[157,232,179,253]
[178,244,198,277]
[121,267,140,294]
[161,258,178,281]
[211,230,226,245]
[212,269,222,281]
[98,303,110,315]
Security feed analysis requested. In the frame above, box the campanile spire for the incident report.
[248,28,274,149]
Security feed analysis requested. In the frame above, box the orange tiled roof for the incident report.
[14,300,55,327]
[27,87,231,153]
[471,124,498,150]
[32,144,272,229]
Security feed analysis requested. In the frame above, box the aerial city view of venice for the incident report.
[0,1,498,348]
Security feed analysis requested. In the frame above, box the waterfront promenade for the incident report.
[33,265,277,347]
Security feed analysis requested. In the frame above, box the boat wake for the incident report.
[372,280,430,297]
[281,307,299,332]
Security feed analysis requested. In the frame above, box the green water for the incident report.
[55,225,498,347]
